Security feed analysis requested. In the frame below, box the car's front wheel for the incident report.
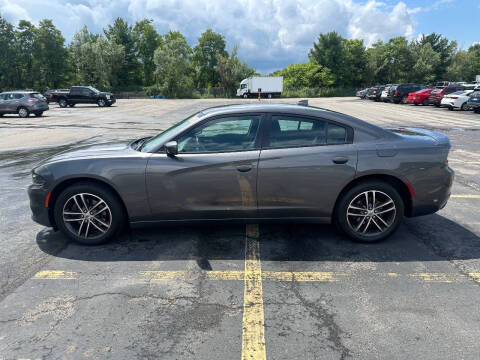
[59,99,68,108]
[335,181,404,243]
[461,102,468,111]
[54,183,125,245]
[18,107,29,118]
[98,99,106,107]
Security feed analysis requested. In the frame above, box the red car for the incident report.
[406,88,433,105]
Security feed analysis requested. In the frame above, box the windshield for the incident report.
[140,113,203,152]
[88,87,100,93]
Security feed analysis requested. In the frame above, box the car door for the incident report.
[257,114,357,220]
[0,94,7,113]
[146,114,263,221]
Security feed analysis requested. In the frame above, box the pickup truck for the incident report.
[52,86,116,108]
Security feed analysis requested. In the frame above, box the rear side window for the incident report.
[327,123,347,144]
[30,93,44,100]
[14,93,24,99]
[268,116,326,148]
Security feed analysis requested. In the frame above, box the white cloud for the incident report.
[0,0,418,73]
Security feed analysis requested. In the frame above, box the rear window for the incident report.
[14,93,25,99]
[30,93,44,100]
[431,88,444,94]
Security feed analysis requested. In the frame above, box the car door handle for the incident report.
[332,156,348,164]
[236,165,252,172]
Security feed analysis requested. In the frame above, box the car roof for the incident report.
[1,90,36,94]
[198,103,389,136]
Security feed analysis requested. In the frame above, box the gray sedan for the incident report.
[28,103,454,244]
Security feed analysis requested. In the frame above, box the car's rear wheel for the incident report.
[461,102,468,111]
[335,181,404,243]
[18,107,29,118]
[54,183,125,245]
[98,99,106,107]
[59,99,68,108]
[422,99,428,106]
[448,106,453,110]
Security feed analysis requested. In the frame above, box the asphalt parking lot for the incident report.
[1,97,479,359]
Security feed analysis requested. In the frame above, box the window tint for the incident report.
[70,87,81,95]
[81,88,91,96]
[176,115,260,153]
[13,93,24,99]
[327,123,347,144]
[268,116,326,148]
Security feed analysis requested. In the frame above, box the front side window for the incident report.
[14,93,24,99]
[268,115,348,148]
[176,115,260,153]
[240,84,247,89]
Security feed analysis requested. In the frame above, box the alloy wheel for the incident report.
[346,190,396,236]
[62,193,112,240]
[18,108,28,117]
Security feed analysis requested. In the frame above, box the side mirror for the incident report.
[165,141,178,156]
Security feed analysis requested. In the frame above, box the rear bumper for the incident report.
[27,184,52,227]
[409,166,454,217]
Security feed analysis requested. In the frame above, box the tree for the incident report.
[32,19,68,90]
[409,42,440,84]
[216,45,255,97]
[446,44,480,82]
[71,26,124,90]
[154,31,194,97]
[134,19,162,86]
[104,18,141,89]
[0,16,17,90]
[341,39,366,87]
[193,29,227,88]
[277,62,334,89]
[309,31,343,80]
[419,33,457,81]
[14,20,36,89]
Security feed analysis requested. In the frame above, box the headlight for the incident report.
[32,171,47,185]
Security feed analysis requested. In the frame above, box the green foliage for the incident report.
[216,45,255,97]
[276,62,334,89]
[409,42,440,84]
[70,26,124,90]
[193,29,227,88]
[153,31,194,98]
[104,18,141,89]
[133,19,162,86]
[446,44,480,82]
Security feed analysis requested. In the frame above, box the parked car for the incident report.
[43,89,69,104]
[0,91,49,118]
[51,86,116,108]
[380,85,397,102]
[390,84,427,104]
[356,88,368,99]
[367,86,385,101]
[440,90,475,110]
[406,88,433,105]
[428,84,468,107]
[467,90,480,113]
[28,103,453,245]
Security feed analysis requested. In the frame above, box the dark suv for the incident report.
[367,85,385,101]
[390,83,427,104]
[0,91,49,118]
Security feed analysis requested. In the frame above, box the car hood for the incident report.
[38,141,135,166]
[99,92,113,96]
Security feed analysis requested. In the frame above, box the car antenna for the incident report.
[297,99,308,106]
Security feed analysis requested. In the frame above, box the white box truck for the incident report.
[236,76,283,98]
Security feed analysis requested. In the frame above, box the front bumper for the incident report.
[28,183,52,227]
[107,97,116,105]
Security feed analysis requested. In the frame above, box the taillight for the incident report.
[28,97,38,102]
[395,90,398,96]
[451,96,458,99]
[50,93,54,98]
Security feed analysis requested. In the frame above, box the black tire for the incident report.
[18,107,29,118]
[34,112,43,117]
[448,106,453,111]
[474,108,480,114]
[53,182,125,245]
[414,103,418,106]
[68,104,75,107]
[460,102,468,111]
[98,99,106,107]
[434,103,440,107]
[334,181,404,243]
[0,114,3,117]
[267,93,272,99]
[59,99,68,108]
[243,93,248,99]
[422,99,428,106]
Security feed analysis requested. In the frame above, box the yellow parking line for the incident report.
[465,161,480,165]
[468,273,480,283]
[33,270,78,280]
[241,224,267,360]
[451,194,480,199]
[263,271,341,282]
[139,270,186,280]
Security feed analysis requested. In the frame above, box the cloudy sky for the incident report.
[1,0,478,73]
